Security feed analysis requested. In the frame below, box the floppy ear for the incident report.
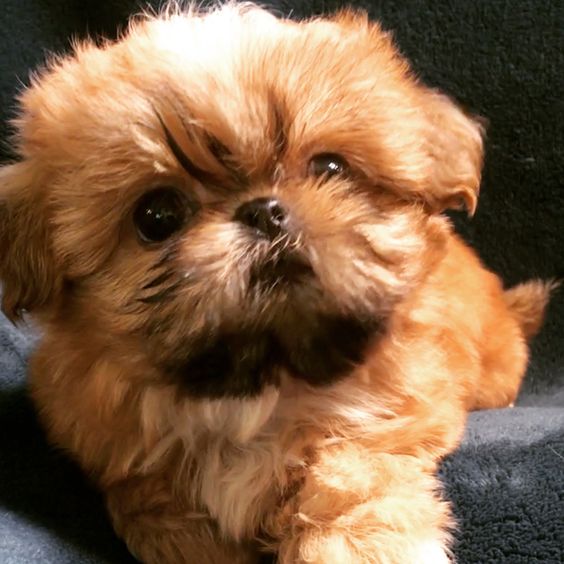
[0,163,61,321]
[422,91,485,216]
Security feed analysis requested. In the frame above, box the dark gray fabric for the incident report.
[0,315,134,564]
[0,0,562,562]
[441,409,564,563]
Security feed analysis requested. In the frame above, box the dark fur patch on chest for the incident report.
[163,314,383,399]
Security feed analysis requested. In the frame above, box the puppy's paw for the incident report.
[278,531,452,564]
[412,539,451,564]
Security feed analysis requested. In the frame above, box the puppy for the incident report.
[0,4,552,563]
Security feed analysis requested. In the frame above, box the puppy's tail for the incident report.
[503,279,558,340]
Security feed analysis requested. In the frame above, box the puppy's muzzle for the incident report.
[235,197,312,285]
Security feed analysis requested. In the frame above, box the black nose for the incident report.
[234,198,289,240]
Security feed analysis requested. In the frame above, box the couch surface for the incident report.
[0,1,562,562]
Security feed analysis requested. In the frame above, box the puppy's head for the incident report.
[0,5,484,398]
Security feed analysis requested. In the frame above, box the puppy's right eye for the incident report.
[308,153,349,178]
[133,187,193,243]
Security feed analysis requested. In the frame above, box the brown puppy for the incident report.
[0,4,553,563]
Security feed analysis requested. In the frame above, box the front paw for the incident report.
[412,539,451,564]
[278,531,451,564]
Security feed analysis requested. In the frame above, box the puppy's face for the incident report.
[0,6,483,398]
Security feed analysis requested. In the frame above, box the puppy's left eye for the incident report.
[308,153,349,178]
[133,187,193,243]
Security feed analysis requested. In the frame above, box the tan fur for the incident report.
[0,4,551,563]
[503,279,556,339]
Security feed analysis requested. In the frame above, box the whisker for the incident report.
[150,246,179,271]
[267,234,291,260]
[137,280,184,304]
[142,269,176,290]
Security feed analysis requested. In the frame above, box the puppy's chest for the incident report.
[141,378,380,540]
[192,430,304,540]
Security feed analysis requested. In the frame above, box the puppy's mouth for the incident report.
[250,243,314,288]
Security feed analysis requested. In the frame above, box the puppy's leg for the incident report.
[106,474,259,564]
[272,445,452,564]
[471,328,527,410]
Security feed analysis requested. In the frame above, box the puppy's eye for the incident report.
[133,187,192,243]
[308,153,349,178]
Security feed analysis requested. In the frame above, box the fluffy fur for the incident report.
[0,4,552,563]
